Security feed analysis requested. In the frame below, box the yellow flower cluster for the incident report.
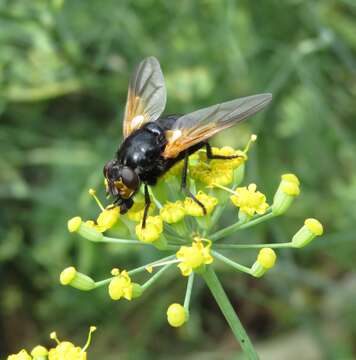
[190,147,246,186]
[62,134,325,337]
[7,327,96,360]
[230,183,269,217]
[176,238,213,276]
[200,146,247,169]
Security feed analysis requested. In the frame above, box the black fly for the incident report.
[103,57,272,228]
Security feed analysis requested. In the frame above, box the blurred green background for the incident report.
[1,0,356,359]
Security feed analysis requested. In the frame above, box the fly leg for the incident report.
[181,151,207,215]
[142,184,151,229]
[205,142,243,160]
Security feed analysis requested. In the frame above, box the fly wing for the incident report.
[162,93,272,158]
[123,57,167,138]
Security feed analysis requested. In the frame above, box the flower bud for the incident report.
[251,248,277,277]
[272,173,300,216]
[67,216,104,242]
[59,266,96,291]
[31,346,48,360]
[292,218,324,248]
[167,303,188,327]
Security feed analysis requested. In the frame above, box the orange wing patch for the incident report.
[163,123,217,158]
[123,94,150,138]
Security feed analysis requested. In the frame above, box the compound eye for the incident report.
[104,161,121,182]
[121,167,139,190]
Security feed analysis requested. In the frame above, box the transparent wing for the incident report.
[123,57,167,138]
[162,93,272,158]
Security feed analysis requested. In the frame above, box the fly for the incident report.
[103,57,272,228]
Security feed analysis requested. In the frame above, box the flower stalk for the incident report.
[202,266,259,359]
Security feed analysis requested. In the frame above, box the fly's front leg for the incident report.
[205,142,243,160]
[181,151,207,215]
[142,184,151,229]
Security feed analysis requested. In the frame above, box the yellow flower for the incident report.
[67,217,103,242]
[68,216,82,232]
[59,266,96,291]
[160,201,185,224]
[191,162,234,186]
[230,184,269,217]
[184,191,218,217]
[202,146,247,169]
[272,173,300,215]
[188,146,247,187]
[257,248,277,269]
[304,218,323,236]
[7,350,32,360]
[251,248,277,277]
[95,207,120,232]
[292,218,324,248]
[135,216,163,243]
[280,173,300,196]
[176,238,213,276]
[48,326,96,360]
[31,345,48,359]
[108,269,133,300]
[167,303,187,327]
[60,266,77,285]
[48,342,84,360]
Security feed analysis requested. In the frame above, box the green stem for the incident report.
[141,264,172,291]
[214,242,292,249]
[102,236,179,250]
[94,278,112,288]
[212,251,252,275]
[129,255,176,276]
[210,211,275,241]
[183,273,194,311]
[202,266,259,359]
[102,237,149,245]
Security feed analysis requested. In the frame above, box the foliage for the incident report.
[1,0,356,359]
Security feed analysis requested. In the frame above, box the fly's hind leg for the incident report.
[142,184,151,229]
[181,151,207,215]
[205,142,243,160]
